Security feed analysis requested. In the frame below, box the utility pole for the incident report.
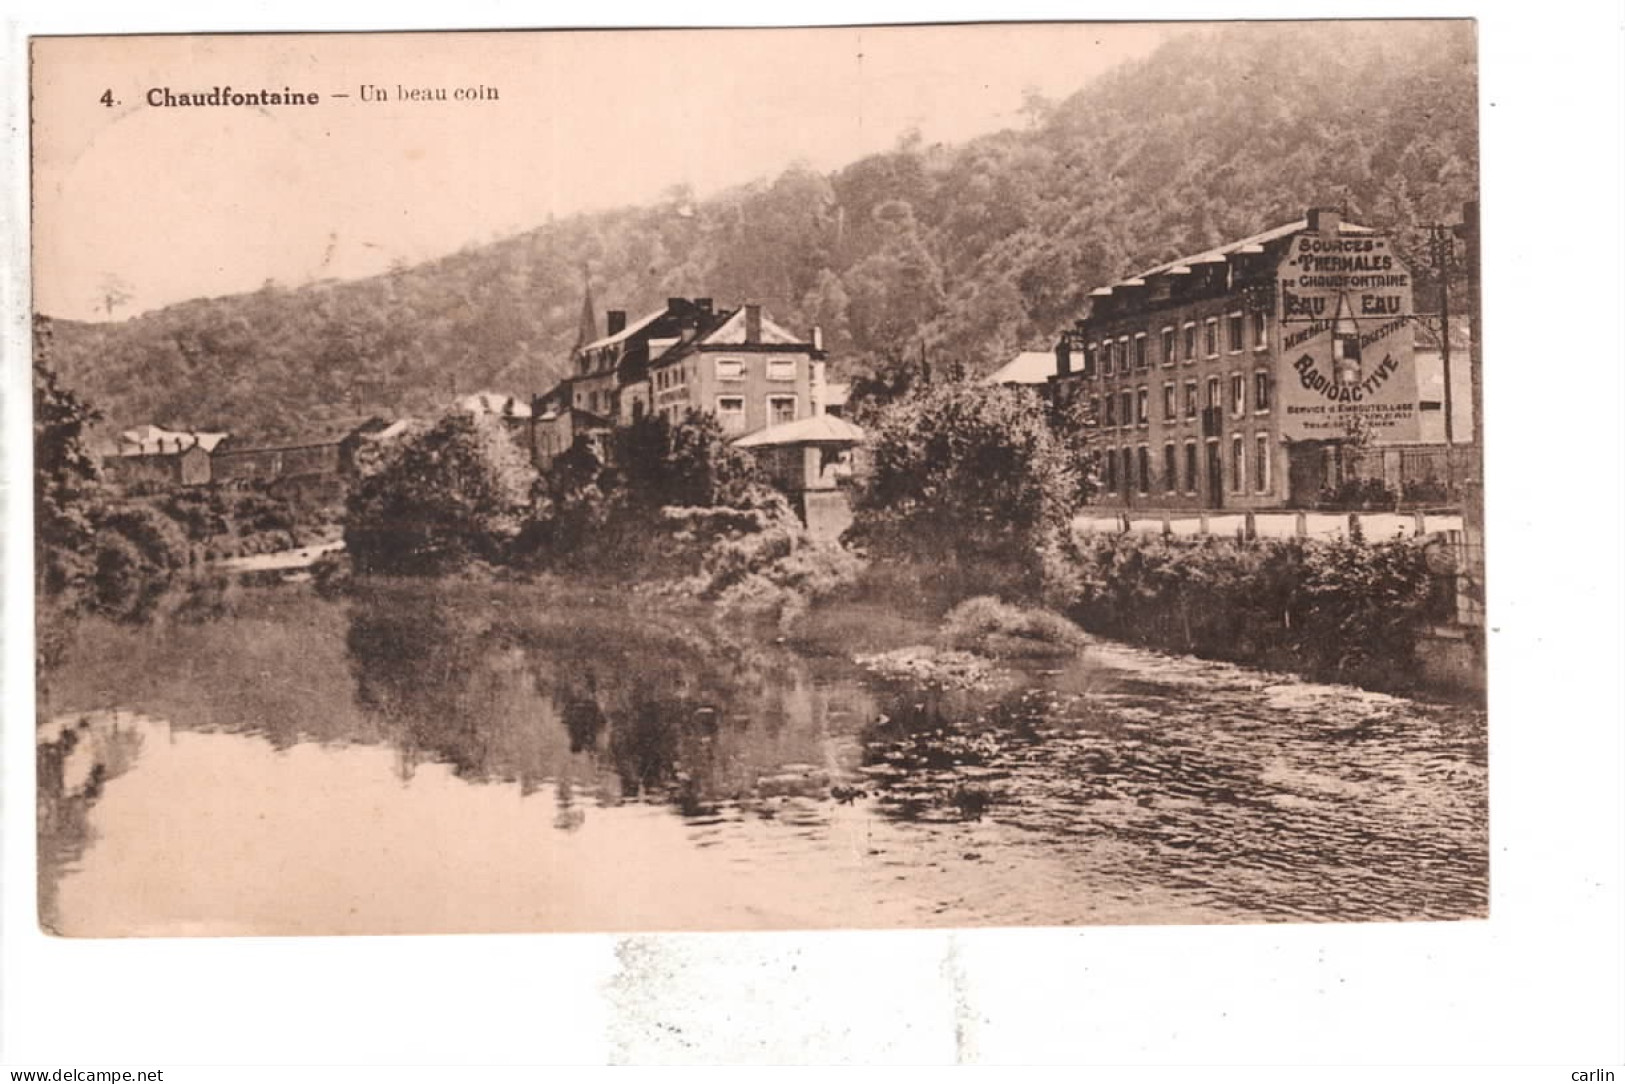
[1454,202,1482,499]
[1429,223,1458,493]
[1453,200,1484,630]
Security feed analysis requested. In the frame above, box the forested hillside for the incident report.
[46,21,1476,444]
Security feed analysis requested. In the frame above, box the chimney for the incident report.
[745,303,762,344]
[696,297,713,316]
[1055,336,1072,377]
[605,310,626,336]
[1307,206,1341,235]
[811,325,824,354]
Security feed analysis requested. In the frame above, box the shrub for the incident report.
[850,380,1085,597]
[1052,530,1435,684]
[97,503,190,572]
[940,596,1088,658]
[89,532,165,621]
[709,540,868,629]
[345,413,536,575]
[310,551,354,599]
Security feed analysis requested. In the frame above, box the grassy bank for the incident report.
[1042,529,1454,693]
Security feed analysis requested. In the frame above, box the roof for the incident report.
[1109,217,1375,291]
[734,414,866,449]
[455,391,533,419]
[535,405,614,429]
[700,307,806,346]
[117,425,230,455]
[986,351,1057,386]
[579,306,667,352]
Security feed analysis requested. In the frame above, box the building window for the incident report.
[1184,380,1198,418]
[1184,441,1198,493]
[1183,322,1197,364]
[1204,318,1219,358]
[1103,394,1116,427]
[1254,371,1272,412]
[715,358,745,382]
[1088,397,1101,427]
[1164,443,1178,494]
[1227,312,1244,353]
[768,395,797,425]
[1230,373,1246,416]
[766,358,797,381]
[1123,448,1135,495]
[1231,435,1245,493]
[1102,340,1114,376]
[1120,391,1134,428]
[1162,326,1176,366]
[1134,333,1148,369]
[1085,343,1098,377]
[1252,310,1268,350]
[1138,445,1151,494]
[1255,433,1270,493]
[716,395,746,433]
[1163,381,1176,420]
[1136,386,1149,425]
[1105,448,1118,493]
[1206,376,1221,409]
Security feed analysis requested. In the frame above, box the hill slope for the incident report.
[46,21,1476,444]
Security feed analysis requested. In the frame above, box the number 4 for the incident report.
[100,89,114,107]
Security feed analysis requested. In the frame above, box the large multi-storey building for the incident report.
[1051,207,1421,509]
[533,296,828,470]
[645,302,825,437]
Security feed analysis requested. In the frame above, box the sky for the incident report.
[31,24,1171,321]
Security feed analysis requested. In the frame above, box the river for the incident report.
[37,577,1487,936]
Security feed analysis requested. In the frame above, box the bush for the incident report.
[345,413,536,575]
[941,596,1088,659]
[712,542,868,626]
[850,380,1084,596]
[1318,476,1397,511]
[519,414,780,578]
[1052,530,1435,684]
[310,551,354,599]
[89,532,165,621]
[97,503,190,572]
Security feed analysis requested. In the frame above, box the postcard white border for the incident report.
[4,0,1622,1072]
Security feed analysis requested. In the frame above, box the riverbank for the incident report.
[39,575,1487,934]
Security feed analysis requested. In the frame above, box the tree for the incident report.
[96,273,134,318]
[345,413,537,574]
[851,380,1081,595]
[33,316,104,602]
[842,200,945,366]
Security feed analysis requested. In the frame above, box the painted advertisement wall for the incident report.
[1275,230,1420,442]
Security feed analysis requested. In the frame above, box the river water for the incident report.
[37,578,1487,936]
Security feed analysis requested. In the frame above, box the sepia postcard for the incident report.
[30,22,1488,943]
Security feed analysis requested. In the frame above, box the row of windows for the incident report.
[1090,372,1272,427]
[714,394,799,433]
[653,356,801,392]
[1081,311,1268,377]
[714,357,800,382]
[1101,434,1273,496]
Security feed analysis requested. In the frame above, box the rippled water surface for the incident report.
[38,580,1487,935]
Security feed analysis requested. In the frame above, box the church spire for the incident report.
[573,266,598,354]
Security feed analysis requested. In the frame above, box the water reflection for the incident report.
[39,580,1488,935]
[37,714,147,933]
[338,583,866,821]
